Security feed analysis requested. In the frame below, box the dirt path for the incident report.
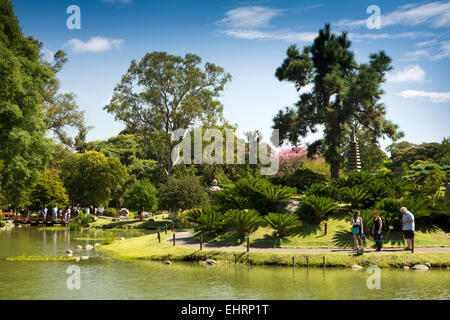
[168,231,450,254]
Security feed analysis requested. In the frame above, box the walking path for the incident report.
[167,231,450,254]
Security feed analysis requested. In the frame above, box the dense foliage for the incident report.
[29,170,69,210]
[124,180,158,212]
[158,176,210,212]
[60,151,128,207]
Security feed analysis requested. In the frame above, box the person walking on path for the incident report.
[401,207,415,251]
[351,211,364,251]
[372,210,383,251]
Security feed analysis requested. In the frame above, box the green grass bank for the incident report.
[98,232,450,269]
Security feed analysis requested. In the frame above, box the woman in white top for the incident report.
[351,211,364,250]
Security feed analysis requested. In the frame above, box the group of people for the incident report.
[40,204,82,223]
[350,207,415,252]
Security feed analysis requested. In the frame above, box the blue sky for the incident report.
[10,0,450,151]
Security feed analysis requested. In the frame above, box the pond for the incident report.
[0,227,449,300]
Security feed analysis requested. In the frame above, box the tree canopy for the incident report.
[0,0,54,205]
[60,151,128,207]
[29,170,69,210]
[124,180,158,212]
[272,24,402,179]
[105,51,231,177]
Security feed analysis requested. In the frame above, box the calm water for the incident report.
[0,227,449,300]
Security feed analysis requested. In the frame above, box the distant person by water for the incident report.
[372,210,383,251]
[52,206,58,222]
[401,207,415,251]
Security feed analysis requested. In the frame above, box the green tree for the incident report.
[158,176,210,212]
[272,24,400,179]
[29,170,69,210]
[34,42,92,149]
[124,180,158,213]
[0,0,55,205]
[105,51,231,176]
[424,169,446,205]
[60,151,128,207]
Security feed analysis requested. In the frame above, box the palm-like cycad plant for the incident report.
[225,209,262,238]
[184,208,204,223]
[302,195,338,224]
[214,189,248,211]
[339,186,369,208]
[196,207,226,234]
[265,213,302,239]
[383,175,409,199]
[258,184,296,213]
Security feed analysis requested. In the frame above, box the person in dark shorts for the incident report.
[401,207,415,251]
[372,210,383,251]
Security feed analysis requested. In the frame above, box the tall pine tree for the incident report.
[273,24,401,178]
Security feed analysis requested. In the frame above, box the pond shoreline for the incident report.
[98,233,450,269]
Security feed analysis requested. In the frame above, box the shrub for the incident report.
[339,186,369,209]
[102,208,117,217]
[330,171,375,189]
[283,169,327,190]
[72,212,95,227]
[296,203,316,223]
[214,177,294,214]
[258,184,296,213]
[184,208,204,223]
[265,213,302,239]
[124,180,158,212]
[377,173,410,199]
[158,176,210,212]
[225,209,262,238]
[302,195,338,224]
[305,183,337,198]
[0,221,6,228]
[196,207,226,234]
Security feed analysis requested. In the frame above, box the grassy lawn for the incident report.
[202,214,450,249]
[90,213,173,230]
[98,232,450,268]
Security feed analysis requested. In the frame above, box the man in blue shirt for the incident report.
[400,207,415,251]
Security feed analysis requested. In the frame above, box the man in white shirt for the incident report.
[400,207,415,251]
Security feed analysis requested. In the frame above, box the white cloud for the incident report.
[65,37,124,53]
[434,40,450,59]
[335,1,450,28]
[348,31,433,42]
[218,6,281,29]
[217,6,318,43]
[399,90,450,103]
[387,65,426,83]
[416,39,438,48]
[221,29,316,42]
[403,40,450,60]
